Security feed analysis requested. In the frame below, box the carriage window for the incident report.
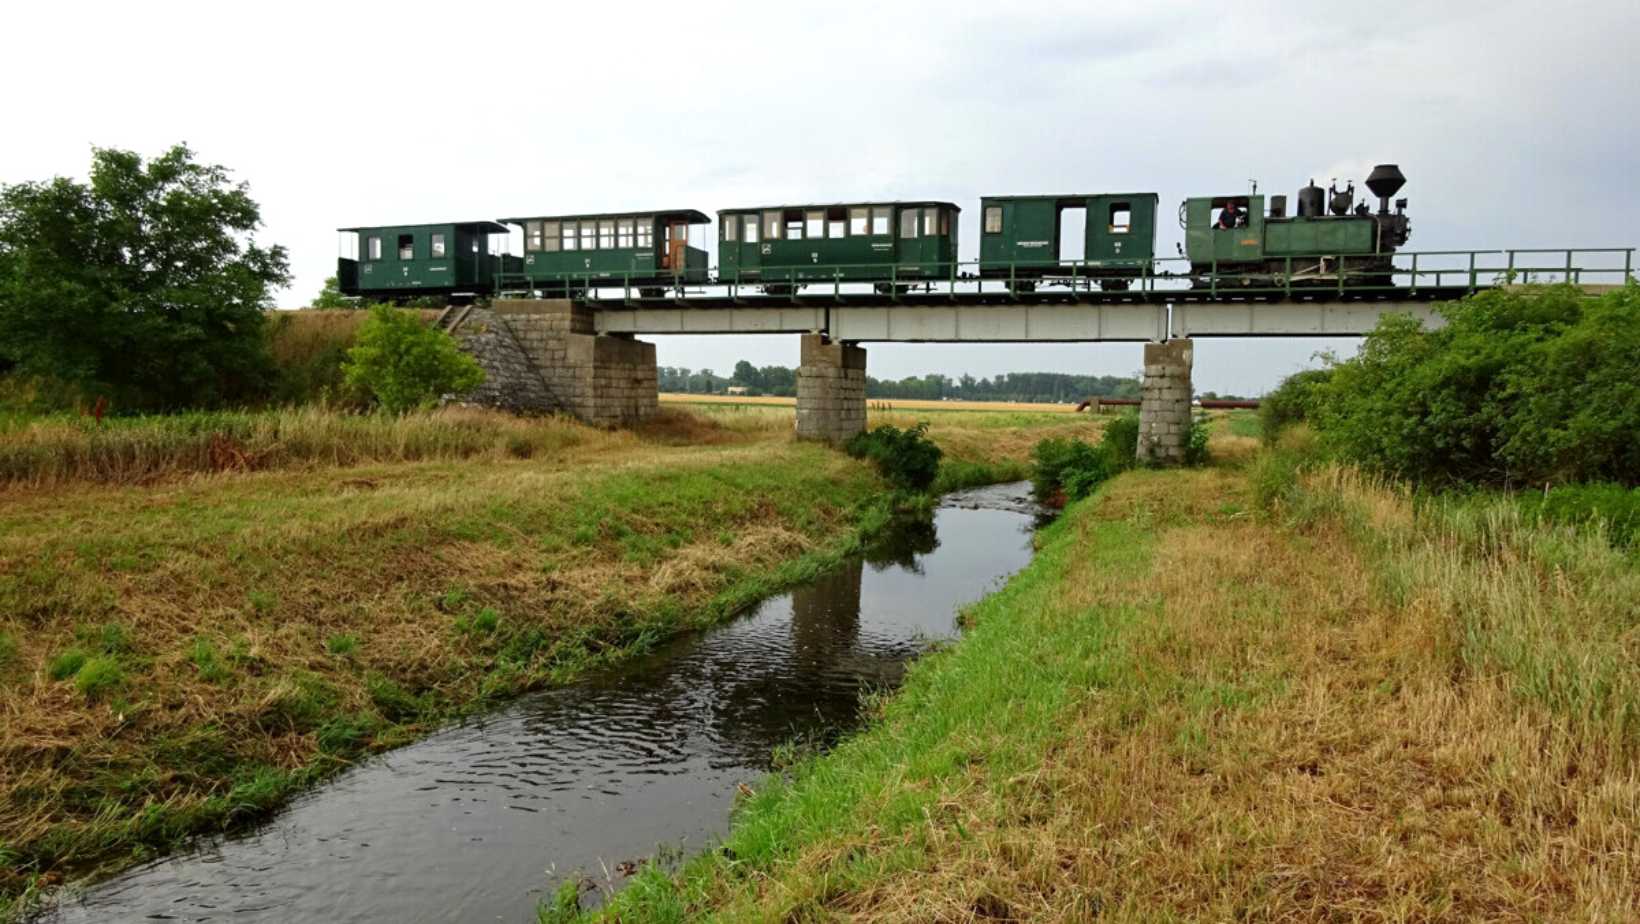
[397,234,414,260]
[900,210,918,238]
[430,233,446,258]
[742,215,759,243]
[786,218,805,240]
[939,209,951,235]
[850,207,868,236]
[722,217,736,242]
[542,221,560,252]
[580,221,597,250]
[598,220,615,249]
[636,218,654,248]
[673,223,688,241]
[368,236,382,260]
[562,223,578,251]
[805,211,824,239]
[525,222,543,251]
[871,207,891,236]
[923,208,938,236]
[618,219,635,248]
[984,206,1002,234]
[1109,203,1132,233]
[763,210,781,240]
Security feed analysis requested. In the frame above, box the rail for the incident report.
[491,246,1635,305]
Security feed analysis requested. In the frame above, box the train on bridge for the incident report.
[335,164,1618,305]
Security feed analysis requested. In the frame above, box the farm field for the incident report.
[0,404,1098,916]
[661,393,1085,413]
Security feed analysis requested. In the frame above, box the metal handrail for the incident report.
[489,246,1636,304]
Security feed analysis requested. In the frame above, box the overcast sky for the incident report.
[3,0,1635,394]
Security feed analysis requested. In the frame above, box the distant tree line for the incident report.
[660,361,1139,403]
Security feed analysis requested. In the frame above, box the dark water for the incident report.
[43,482,1042,924]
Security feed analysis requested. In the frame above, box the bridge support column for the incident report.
[1137,338,1194,466]
[796,334,866,444]
[450,299,657,427]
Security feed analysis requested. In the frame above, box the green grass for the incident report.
[325,634,359,657]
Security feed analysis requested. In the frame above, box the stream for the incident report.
[42,481,1045,923]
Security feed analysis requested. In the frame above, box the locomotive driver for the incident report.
[1216,202,1243,229]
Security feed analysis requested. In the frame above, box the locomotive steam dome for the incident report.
[1297,180,1325,217]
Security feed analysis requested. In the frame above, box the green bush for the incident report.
[1184,413,1212,466]
[1259,367,1334,446]
[1314,284,1640,486]
[845,423,943,493]
[342,305,484,413]
[1099,412,1140,462]
[1517,483,1640,547]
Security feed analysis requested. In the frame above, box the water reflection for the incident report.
[42,482,1041,924]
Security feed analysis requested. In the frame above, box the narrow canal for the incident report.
[44,482,1044,923]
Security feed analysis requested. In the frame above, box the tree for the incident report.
[731,359,761,392]
[0,143,290,409]
[312,276,350,309]
[342,304,484,413]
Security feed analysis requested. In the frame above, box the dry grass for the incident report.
[604,441,1640,922]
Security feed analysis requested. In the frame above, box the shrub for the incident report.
[1099,412,1140,462]
[1259,367,1334,446]
[1184,413,1212,466]
[342,304,485,413]
[1314,284,1640,486]
[845,423,943,493]
[1031,437,1122,503]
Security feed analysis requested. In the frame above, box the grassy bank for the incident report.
[0,405,1088,917]
[590,440,1640,920]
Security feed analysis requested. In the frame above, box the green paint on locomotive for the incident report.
[503,210,710,288]
[978,193,1158,272]
[1183,196,1377,268]
[338,221,511,298]
[717,202,960,285]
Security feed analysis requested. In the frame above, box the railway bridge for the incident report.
[442,249,1632,463]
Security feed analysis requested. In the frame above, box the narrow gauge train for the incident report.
[334,164,1411,301]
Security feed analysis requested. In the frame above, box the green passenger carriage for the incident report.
[337,221,514,302]
[716,201,960,293]
[500,210,710,296]
[978,193,1159,290]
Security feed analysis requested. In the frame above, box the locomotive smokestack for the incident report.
[1366,164,1406,214]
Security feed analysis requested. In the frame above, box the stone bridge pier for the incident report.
[1137,338,1194,465]
[447,299,657,426]
[795,334,867,444]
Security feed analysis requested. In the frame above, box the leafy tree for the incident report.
[0,143,290,409]
[342,304,483,413]
[312,276,351,309]
[731,360,761,392]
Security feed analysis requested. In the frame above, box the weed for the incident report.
[325,634,359,657]
[74,656,123,699]
[47,649,89,681]
[247,590,276,615]
[188,639,232,684]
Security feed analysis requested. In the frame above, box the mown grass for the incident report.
[588,430,1640,921]
[0,404,1069,918]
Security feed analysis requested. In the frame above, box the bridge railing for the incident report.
[491,247,1635,304]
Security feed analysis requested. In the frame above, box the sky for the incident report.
[2,0,1635,395]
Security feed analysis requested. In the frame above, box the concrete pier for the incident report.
[795,334,867,444]
[450,299,657,427]
[1137,338,1194,465]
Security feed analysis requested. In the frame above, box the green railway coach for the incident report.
[978,193,1158,289]
[717,201,960,292]
[337,221,514,301]
[501,210,710,295]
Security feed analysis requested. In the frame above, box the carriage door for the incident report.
[665,221,688,274]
